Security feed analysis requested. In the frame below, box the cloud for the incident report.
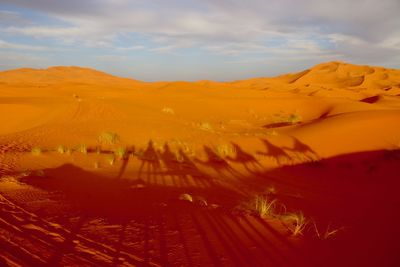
[3,1,398,46]
[95,55,128,62]
[0,0,399,78]
[0,51,46,68]
[0,39,50,50]
[116,45,145,51]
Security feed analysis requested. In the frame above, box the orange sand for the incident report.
[0,61,399,266]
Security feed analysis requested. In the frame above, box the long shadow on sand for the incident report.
[16,140,400,266]
[250,148,400,267]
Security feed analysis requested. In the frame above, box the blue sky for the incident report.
[0,0,399,81]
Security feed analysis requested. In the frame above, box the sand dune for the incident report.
[0,61,399,266]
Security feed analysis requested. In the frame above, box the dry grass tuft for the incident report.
[198,122,213,132]
[31,147,42,156]
[77,144,87,154]
[282,211,308,236]
[56,145,67,154]
[114,147,127,159]
[162,107,175,115]
[106,154,115,165]
[251,195,278,218]
[98,132,120,145]
[312,220,343,240]
[216,144,236,158]
[179,193,193,203]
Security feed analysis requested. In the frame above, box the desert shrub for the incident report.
[171,139,196,157]
[98,132,120,145]
[77,144,87,154]
[35,170,45,177]
[198,122,213,132]
[312,220,343,240]
[31,147,42,156]
[266,185,277,195]
[179,193,193,203]
[20,171,31,177]
[282,211,308,236]
[287,113,302,124]
[56,145,66,154]
[267,130,279,136]
[251,195,278,218]
[162,107,175,115]
[114,147,127,159]
[216,144,236,158]
[193,196,208,207]
[106,154,115,165]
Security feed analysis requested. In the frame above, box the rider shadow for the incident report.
[158,143,187,187]
[283,137,319,163]
[226,142,263,173]
[137,140,161,185]
[195,145,242,179]
[116,145,135,179]
[158,143,212,189]
[257,139,292,165]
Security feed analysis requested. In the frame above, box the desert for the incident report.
[0,61,399,266]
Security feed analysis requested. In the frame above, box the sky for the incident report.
[0,0,399,81]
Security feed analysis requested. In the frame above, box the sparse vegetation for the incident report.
[179,193,193,203]
[251,195,278,218]
[35,170,45,177]
[171,139,196,157]
[287,113,302,124]
[193,196,208,207]
[198,122,213,132]
[267,130,279,136]
[312,220,343,240]
[282,211,308,236]
[31,147,42,156]
[266,185,277,195]
[106,154,115,165]
[114,147,127,159]
[162,107,175,115]
[20,171,31,177]
[77,144,87,154]
[56,145,67,154]
[98,132,120,145]
[216,144,236,158]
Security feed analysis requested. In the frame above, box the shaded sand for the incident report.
[0,61,399,266]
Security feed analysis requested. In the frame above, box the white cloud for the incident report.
[116,45,145,51]
[1,0,399,74]
[0,51,46,67]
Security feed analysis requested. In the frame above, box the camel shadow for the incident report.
[137,140,161,184]
[257,139,292,165]
[226,142,263,173]
[283,137,319,162]
[195,145,242,179]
